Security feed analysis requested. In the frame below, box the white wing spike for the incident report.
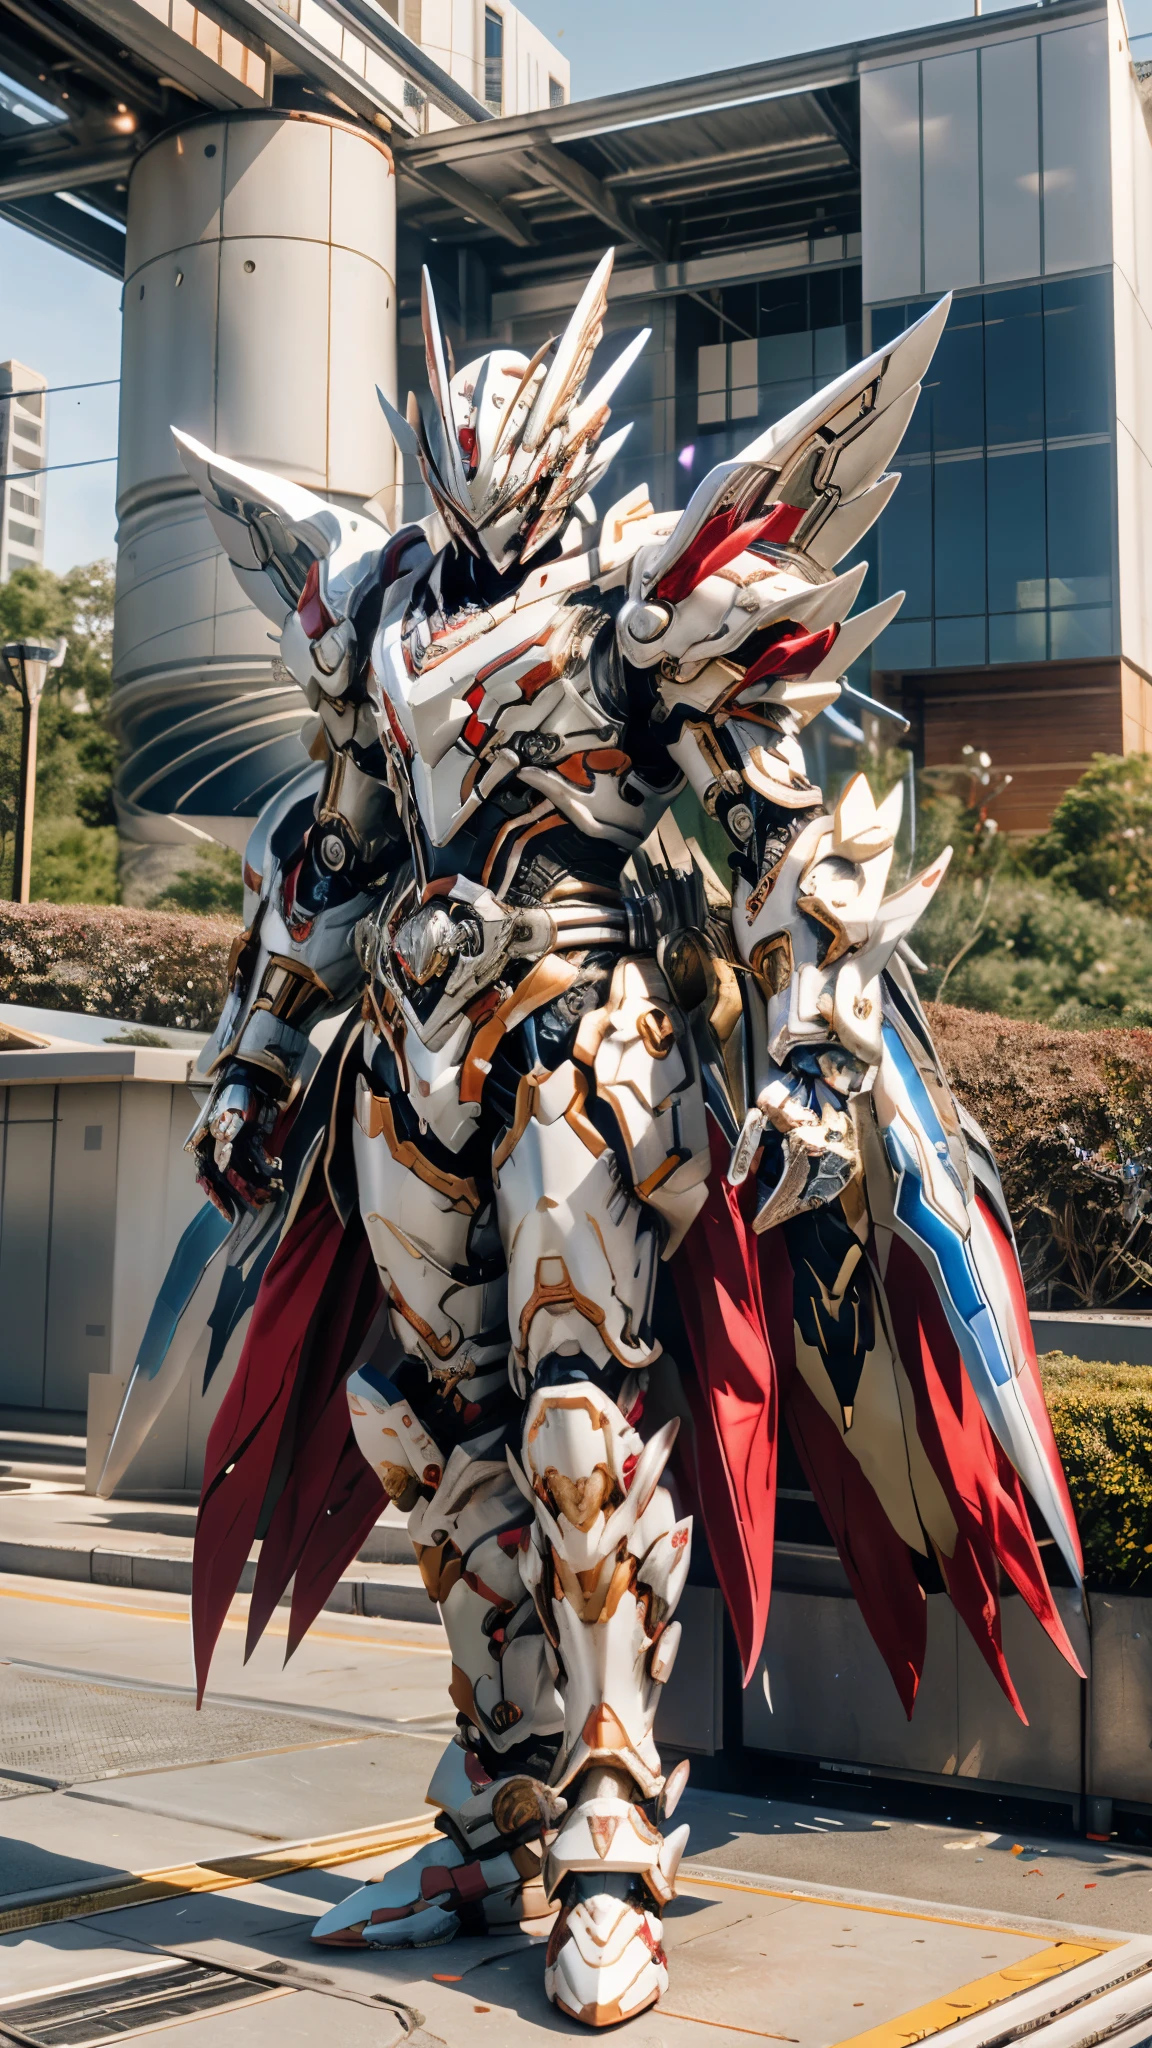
[640,296,949,601]
[376,385,422,462]
[806,473,900,569]
[786,561,868,635]
[523,247,615,453]
[420,266,470,510]
[567,326,651,438]
[809,593,905,681]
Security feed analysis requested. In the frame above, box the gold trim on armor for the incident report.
[252,954,334,1026]
[384,1278,461,1361]
[361,1089,480,1214]
[750,931,794,996]
[461,955,580,1106]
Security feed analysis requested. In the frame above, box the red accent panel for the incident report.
[517,659,562,702]
[475,628,551,687]
[192,1187,381,1702]
[463,680,488,751]
[458,425,477,470]
[464,1749,493,1786]
[298,559,335,640]
[783,1369,927,1717]
[672,1122,777,1684]
[883,1238,1083,1709]
[422,1859,489,1905]
[740,625,839,691]
[655,501,806,605]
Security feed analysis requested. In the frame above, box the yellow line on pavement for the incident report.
[828,1941,1108,2047]
[0,1812,439,1938]
[0,1582,447,1656]
[679,1868,1121,1942]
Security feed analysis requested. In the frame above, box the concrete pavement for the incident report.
[3,1575,1152,2044]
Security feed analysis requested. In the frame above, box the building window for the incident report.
[548,74,564,107]
[871,273,1116,672]
[7,521,37,549]
[861,22,1110,302]
[484,7,503,114]
[9,490,38,517]
[13,418,41,446]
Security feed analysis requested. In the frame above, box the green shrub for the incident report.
[1039,1351,1152,1592]
[0,900,235,1028]
[1031,753,1152,917]
[152,842,244,918]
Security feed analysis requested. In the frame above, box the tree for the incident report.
[0,561,117,899]
[1030,752,1152,917]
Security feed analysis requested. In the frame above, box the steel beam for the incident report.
[0,0,167,116]
[0,138,140,201]
[521,142,667,262]
[0,190,126,273]
[402,161,534,246]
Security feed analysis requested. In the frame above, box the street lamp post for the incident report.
[1,638,67,903]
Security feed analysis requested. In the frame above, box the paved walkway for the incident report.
[3,1576,1152,2045]
[0,1449,427,1618]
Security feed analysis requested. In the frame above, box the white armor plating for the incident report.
[174,262,1043,2027]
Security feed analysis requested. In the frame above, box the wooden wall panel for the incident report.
[894,660,1125,834]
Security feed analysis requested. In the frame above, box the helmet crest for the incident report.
[379,248,649,572]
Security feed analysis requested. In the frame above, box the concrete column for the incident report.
[111,110,397,899]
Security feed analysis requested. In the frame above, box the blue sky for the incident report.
[3,0,1150,573]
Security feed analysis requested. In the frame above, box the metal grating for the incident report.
[0,1962,284,2044]
[0,1664,353,1788]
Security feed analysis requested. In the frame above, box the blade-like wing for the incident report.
[641,297,949,605]
[172,430,390,626]
[96,1202,233,1497]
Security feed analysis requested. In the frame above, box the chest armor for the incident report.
[358,547,676,1060]
[367,549,670,868]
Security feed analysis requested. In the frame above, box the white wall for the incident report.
[420,0,568,119]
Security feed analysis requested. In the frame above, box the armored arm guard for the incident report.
[615,299,953,1231]
[172,441,420,1213]
[189,737,406,1211]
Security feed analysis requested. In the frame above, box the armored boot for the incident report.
[315,1367,566,1949]
[513,1380,692,2027]
[312,1740,564,1946]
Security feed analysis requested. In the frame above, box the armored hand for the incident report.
[187,1063,285,1217]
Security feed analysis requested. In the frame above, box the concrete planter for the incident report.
[741,1546,1152,1821]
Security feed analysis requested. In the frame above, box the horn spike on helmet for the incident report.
[522,247,616,454]
[405,248,638,574]
[420,266,470,508]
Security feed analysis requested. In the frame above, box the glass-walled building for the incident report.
[857,4,1152,828]
[395,0,1152,831]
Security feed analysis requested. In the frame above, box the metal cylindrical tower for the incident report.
[111,110,397,898]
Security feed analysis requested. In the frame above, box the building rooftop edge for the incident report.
[396,0,1106,166]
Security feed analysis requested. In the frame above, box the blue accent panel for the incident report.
[882,1025,965,1199]
[885,1126,1012,1390]
[355,1361,403,1405]
[135,1203,232,1382]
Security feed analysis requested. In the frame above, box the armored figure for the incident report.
[106,252,1084,2029]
